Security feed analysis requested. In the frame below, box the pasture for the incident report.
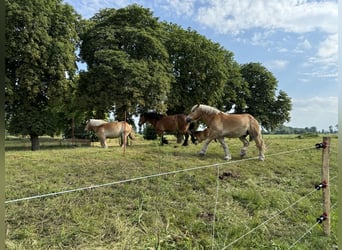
[5,134,338,249]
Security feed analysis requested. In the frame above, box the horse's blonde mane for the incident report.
[87,119,108,127]
[195,104,222,115]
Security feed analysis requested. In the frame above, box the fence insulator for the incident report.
[315,142,327,149]
[316,213,328,224]
[315,181,327,190]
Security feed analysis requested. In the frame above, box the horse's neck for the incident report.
[147,118,158,127]
[90,125,100,132]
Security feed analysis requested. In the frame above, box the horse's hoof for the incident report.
[259,156,265,161]
[199,152,205,157]
[224,155,232,161]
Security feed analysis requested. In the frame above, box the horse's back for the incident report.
[162,114,189,132]
[98,122,123,137]
[211,113,259,138]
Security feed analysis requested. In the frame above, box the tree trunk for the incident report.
[30,134,40,151]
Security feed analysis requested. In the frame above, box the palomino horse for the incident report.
[138,112,195,146]
[186,104,265,161]
[85,120,135,148]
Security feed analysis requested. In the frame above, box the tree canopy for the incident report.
[77,5,173,119]
[163,24,232,114]
[5,0,81,150]
[239,63,292,130]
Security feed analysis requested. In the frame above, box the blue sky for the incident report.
[64,0,338,131]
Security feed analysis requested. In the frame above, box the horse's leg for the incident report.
[100,138,107,148]
[176,133,183,144]
[97,132,107,148]
[199,136,216,156]
[120,134,128,147]
[199,138,210,156]
[198,129,216,156]
[239,135,249,157]
[119,134,123,147]
[189,130,197,145]
[162,136,169,144]
[125,135,129,146]
[182,133,189,146]
[217,137,231,160]
[159,132,167,145]
[120,134,125,147]
[254,135,265,161]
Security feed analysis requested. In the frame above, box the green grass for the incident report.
[5,135,338,249]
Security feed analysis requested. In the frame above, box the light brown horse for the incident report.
[138,112,195,146]
[85,120,135,148]
[186,104,265,160]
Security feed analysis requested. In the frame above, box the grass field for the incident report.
[5,134,338,249]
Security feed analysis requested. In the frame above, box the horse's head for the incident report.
[186,104,201,123]
[139,112,164,126]
[138,114,146,126]
[192,128,209,144]
[84,120,90,131]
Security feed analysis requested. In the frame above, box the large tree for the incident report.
[239,63,292,130]
[5,0,80,150]
[163,24,235,114]
[77,5,173,119]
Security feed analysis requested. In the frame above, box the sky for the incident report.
[64,0,338,131]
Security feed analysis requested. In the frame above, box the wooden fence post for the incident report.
[322,136,330,236]
[123,111,127,156]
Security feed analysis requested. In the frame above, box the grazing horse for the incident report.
[138,112,195,146]
[186,104,265,161]
[85,120,135,148]
[192,128,210,144]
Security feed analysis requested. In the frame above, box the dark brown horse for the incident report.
[138,112,195,146]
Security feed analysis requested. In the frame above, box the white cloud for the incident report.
[195,0,337,35]
[265,59,289,71]
[315,33,338,65]
[286,96,338,130]
[300,33,337,80]
[65,1,337,36]
[294,38,312,53]
[250,31,275,46]
[162,0,196,16]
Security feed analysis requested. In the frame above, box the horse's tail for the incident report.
[249,115,266,152]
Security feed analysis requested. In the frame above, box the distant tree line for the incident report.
[268,125,338,135]
[5,1,292,150]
